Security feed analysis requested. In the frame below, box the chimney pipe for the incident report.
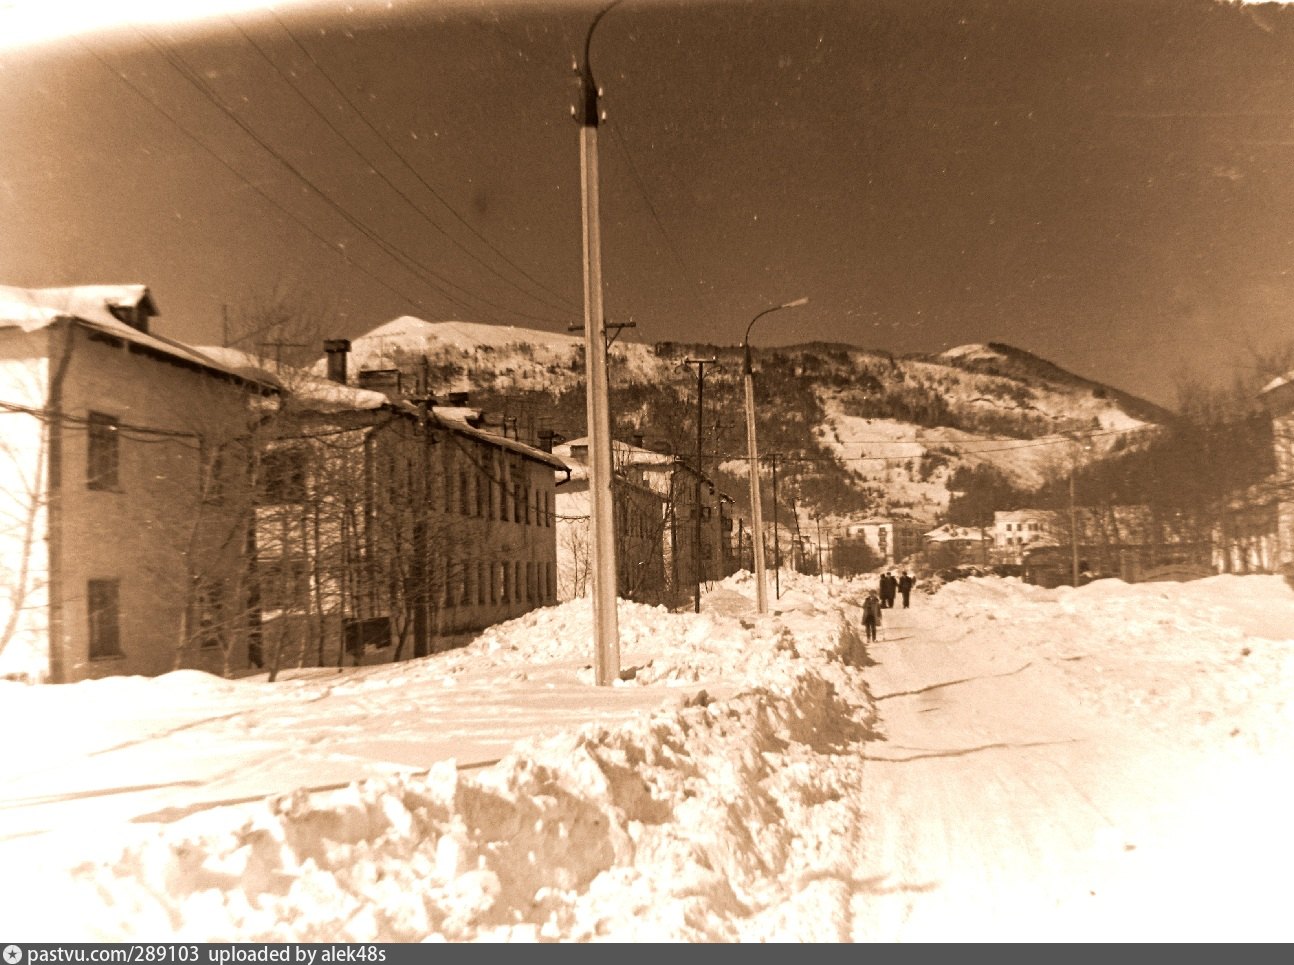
[323,339,351,384]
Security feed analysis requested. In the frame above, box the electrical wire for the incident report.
[140,29,568,327]
[266,8,581,316]
[79,38,438,318]
[229,17,579,323]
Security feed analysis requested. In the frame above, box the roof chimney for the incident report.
[323,339,351,384]
[631,432,644,448]
[538,429,555,453]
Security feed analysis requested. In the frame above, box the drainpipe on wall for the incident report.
[46,320,77,684]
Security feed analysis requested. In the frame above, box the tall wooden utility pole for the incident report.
[574,1,622,685]
[684,357,718,613]
[769,452,782,600]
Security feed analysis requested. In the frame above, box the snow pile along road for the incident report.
[4,571,1293,942]
[5,574,879,942]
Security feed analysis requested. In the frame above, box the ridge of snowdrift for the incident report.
[7,572,1291,941]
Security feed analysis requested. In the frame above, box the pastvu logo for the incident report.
[3,945,22,965]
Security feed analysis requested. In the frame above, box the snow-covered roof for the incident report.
[0,285,278,391]
[556,436,679,468]
[0,283,154,331]
[554,436,685,485]
[196,346,393,412]
[923,523,987,542]
[196,346,567,469]
[432,406,569,472]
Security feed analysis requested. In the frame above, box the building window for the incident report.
[260,448,306,503]
[513,483,523,523]
[258,557,307,612]
[87,412,120,490]
[190,579,224,649]
[501,562,511,603]
[87,578,122,659]
[459,469,471,516]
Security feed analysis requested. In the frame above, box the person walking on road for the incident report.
[880,571,896,608]
[898,571,915,609]
[862,590,883,643]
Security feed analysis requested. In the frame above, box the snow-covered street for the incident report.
[851,591,1293,940]
[1,571,1291,941]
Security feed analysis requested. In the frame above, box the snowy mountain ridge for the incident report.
[314,318,1170,523]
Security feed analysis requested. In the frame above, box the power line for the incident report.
[605,117,711,317]
[235,14,581,321]
[80,39,438,318]
[141,28,568,327]
[267,9,581,315]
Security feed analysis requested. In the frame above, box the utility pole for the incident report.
[574,0,622,685]
[1063,428,1092,587]
[814,513,825,582]
[1069,463,1079,587]
[684,357,718,614]
[769,452,782,600]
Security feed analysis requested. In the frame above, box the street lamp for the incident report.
[743,296,807,614]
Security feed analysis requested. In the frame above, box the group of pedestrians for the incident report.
[861,569,916,643]
[878,570,914,609]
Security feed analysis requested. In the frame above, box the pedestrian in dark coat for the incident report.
[861,591,883,642]
[898,571,915,608]
[880,571,896,608]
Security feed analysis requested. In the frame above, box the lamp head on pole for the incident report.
[743,296,808,374]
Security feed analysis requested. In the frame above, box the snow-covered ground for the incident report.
[1,570,1291,942]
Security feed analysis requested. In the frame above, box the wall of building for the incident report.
[256,412,562,669]
[44,323,259,682]
[993,510,1059,564]
[554,474,669,606]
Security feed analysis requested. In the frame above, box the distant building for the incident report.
[844,517,922,565]
[992,510,1058,564]
[551,438,669,605]
[921,523,992,566]
[1013,505,1213,587]
[553,437,732,608]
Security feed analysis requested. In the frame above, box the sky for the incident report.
[0,568,1291,942]
[2,0,1294,409]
